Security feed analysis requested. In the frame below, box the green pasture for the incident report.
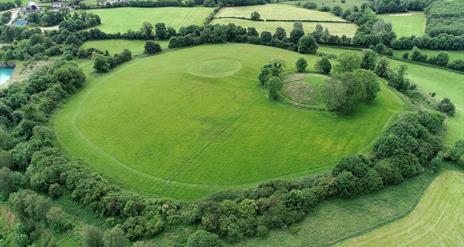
[378,12,426,37]
[53,43,404,200]
[339,168,464,246]
[86,7,212,33]
[320,46,464,143]
[211,18,358,37]
[216,4,347,21]
[81,39,169,55]
[283,0,367,9]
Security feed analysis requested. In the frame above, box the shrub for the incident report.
[302,2,317,9]
[296,58,308,73]
[298,35,318,54]
[144,41,162,55]
[316,57,332,74]
[250,11,260,20]
[437,98,455,116]
[186,230,223,247]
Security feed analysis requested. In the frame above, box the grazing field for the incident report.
[211,18,358,37]
[216,4,347,21]
[320,46,464,143]
[53,44,404,200]
[283,0,367,9]
[339,168,464,246]
[379,12,426,37]
[86,7,212,33]
[81,39,169,55]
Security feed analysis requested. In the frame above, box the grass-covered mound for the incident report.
[379,12,426,37]
[280,73,326,107]
[86,7,212,33]
[53,44,404,200]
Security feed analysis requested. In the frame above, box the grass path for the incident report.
[339,168,464,246]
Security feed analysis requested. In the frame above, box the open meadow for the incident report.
[379,12,426,37]
[86,7,212,33]
[339,168,464,246]
[320,46,464,143]
[211,18,358,36]
[53,44,404,200]
[216,4,348,21]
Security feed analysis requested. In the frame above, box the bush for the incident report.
[298,35,318,54]
[296,58,308,73]
[250,11,260,20]
[186,230,223,247]
[144,41,162,55]
[302,2,317,9]
[437,98,455,116]
[316,57,332,74]
[319,6,331,12]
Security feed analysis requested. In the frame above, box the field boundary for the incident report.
[213,16,351,23]
[326,170,441,246]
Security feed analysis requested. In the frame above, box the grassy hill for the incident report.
[53,44,404,200]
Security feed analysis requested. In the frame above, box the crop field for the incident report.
[211,18,358,37]
[339,169,464,246]
[216,4,348,21]
[320,46,464,143]
[283,0,367,9]
[81,39,169,55]
[53,44,404,200]
[86,7,212,33]
[379,12,426,37]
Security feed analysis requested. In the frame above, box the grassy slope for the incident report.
[339,167,464,247]
[86,7,212,33]
[211,18,358,37]
[81,40,169,55]
[150,170,434,246]
[217,4,347,21]
[53,44,403,200]
[283,0,367,9]
[320,46,464,143]
[378,12,426,37]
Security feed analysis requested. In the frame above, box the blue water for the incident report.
[0,68,14,85]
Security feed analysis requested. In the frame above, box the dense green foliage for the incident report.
[92,49,132,73]
[425,0,464,37]
[371,0,434,14]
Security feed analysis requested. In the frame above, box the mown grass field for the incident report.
[320,46,464,143]
[53,43,404,200]
[379,12,426,37]
[283,0,367,9]
[216,4,347,21]
[81,39,169,55]
[339,168,464,246]
[86,7,212,33]
[211,18,358,37]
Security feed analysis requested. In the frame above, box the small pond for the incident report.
[0,67,14,86]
